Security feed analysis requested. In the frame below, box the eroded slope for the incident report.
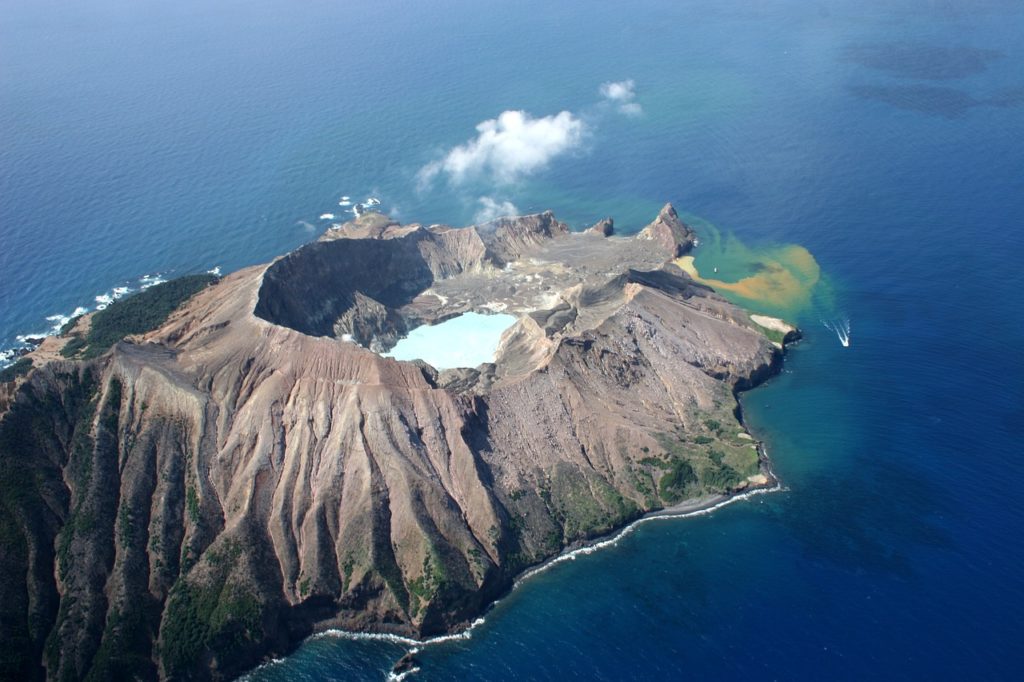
[0,204,797,681]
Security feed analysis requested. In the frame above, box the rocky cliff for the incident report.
[0,204,798,681]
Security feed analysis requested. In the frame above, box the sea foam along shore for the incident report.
[1,268,222,369]
[1,274,168,365]
[242,449,784,680]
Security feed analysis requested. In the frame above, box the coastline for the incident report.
[2,220,800,681]
[243,440,784,680]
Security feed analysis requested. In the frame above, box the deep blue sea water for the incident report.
[2,0,1023,679]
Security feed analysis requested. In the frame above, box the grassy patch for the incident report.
[62,274,218,359]
[653,419,757,500]
[758,326,788,345]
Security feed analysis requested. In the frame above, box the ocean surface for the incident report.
[2,0,1023,679]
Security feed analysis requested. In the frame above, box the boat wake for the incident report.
[822,317,850,347]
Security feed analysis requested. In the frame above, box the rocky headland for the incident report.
[0,204,798,680]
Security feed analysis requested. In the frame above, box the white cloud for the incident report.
[473,196,519,223]
[600,79,636,102]
[618,101,643,116]
[599,79,642,116]
[418,110,587,188]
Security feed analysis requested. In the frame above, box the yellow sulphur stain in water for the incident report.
[672,216,838,324]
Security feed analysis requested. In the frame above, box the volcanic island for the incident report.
[0,204,798,680]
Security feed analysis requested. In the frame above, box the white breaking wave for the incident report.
[237,657,288,681]
[822,317,851,347]
[20,305,92,343]
[139,274,166,289]
[515,484,782,585]
[2,270,214,368]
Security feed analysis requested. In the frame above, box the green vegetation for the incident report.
[60,336,87,358]
[55,388,103,578]
[407,555,442,618]
[83,605,160,682]
[186,486,200,524]
[700,462,744,491]
[595,476,639,520]
[758,325,788,346]
[340,558,355,593]
[59,315,83,336]
[161,539,260,677]
[0,367,99,679]
[160,578,262,677]
[61,274,218,359]
[657,459,697,504]
[204,540,242,567]
[118,505,134,547]
[652,414,759,500]
[0,357,32,383]
[544,466,640,541]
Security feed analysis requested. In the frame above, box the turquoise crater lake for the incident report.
[382,313,518,369]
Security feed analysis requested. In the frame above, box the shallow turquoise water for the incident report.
[383,313,518,369]
[2,0,1023,679]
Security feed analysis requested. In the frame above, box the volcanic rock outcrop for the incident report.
[0,204,798,681]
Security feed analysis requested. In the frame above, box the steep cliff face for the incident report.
[0,205,797,681]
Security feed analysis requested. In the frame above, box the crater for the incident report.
[252,205,705,375]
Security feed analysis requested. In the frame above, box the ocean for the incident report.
[2,0,1022,679]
